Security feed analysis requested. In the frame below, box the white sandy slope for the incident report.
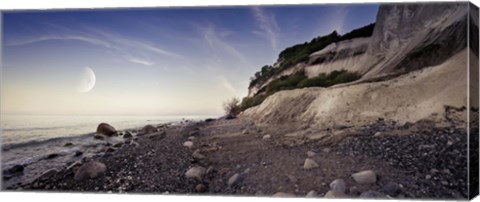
[242,49,474,129]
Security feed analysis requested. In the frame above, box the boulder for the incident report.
[96,123,117,137]
[352,170,377,184]
[330,179,347,193]
[185,166,206,181]
[262,135,271,140]
[139,125,158,135]
[74,161,107,180]
[303,158,319,170]
[64,142,73,147]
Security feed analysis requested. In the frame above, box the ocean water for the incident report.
[0,114,211,188]
[1,114,207,146]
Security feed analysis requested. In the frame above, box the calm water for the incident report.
[1,114,209,146]
[0,114,213,188]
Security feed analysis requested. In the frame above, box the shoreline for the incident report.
[0,118,202,189]
[2,117,471,199]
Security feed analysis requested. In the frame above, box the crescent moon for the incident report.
[76,67,96,93]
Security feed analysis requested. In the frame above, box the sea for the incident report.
[0,114,212,189]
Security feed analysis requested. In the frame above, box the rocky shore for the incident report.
[2,117,470,199]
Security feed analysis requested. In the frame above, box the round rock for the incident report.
[185,166,206,181]
[262,135,271,140]
[352,170,377,184]
[330,179,347,193]
[195,184,207,192]
[139,125,158,135]
[96,123,117,137]
[303,158,319,170]
[183,141,194,149]
[228,173,241,187]
[74,161,107,181]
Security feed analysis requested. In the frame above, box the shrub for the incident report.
[223,97,241,117]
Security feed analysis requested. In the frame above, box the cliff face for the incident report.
[242,3,473,128]
[247,3,469,97]
[364,2,468,78]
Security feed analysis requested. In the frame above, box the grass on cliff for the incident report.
[240,70,361,111]
[249,23,374,88]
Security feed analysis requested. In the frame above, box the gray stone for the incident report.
[374,132,382,137]
[330,179,347,193]
[303,158,319,170]
[185,166,206,181]
[306,190,318,197]
[183,141,194,149]
[74,161,107,180]
[322,148,331,153]
[352,170,377,184]
[228,173,241,187]
[262,134,271,140]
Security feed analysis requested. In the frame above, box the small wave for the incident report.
[1,132,94,151]
[2,126,69,132]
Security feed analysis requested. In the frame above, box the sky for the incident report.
[1,4,379,116]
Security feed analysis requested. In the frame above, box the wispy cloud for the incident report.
[312,6,349,37]
[252,7,279,51]
[7,24,189,69]
[216,75,237,95]
[128,58,154,66]
[193,22,252,70]
[7,35,112,48]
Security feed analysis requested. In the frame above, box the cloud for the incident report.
[8,25,190,71]
[216,76,237,95]
[312,6,349,37]
[128,58,154,66]
[194,22,252,70]
[252,7,279,50]
[7,35,112,48]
